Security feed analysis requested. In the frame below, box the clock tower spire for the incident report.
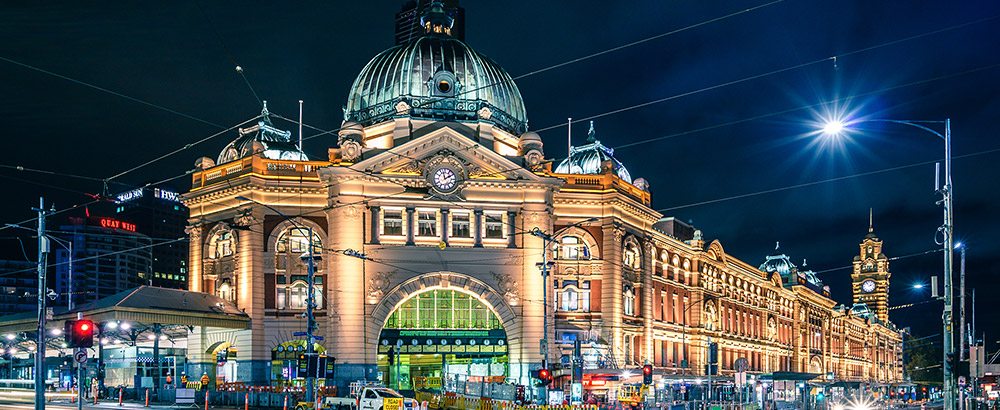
[852,212,891,323]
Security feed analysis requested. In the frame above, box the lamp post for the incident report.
[822,118,953,410]
[236,196,319,403]
[529,217,598,405]
[4,224,75,310]
[679,296,715,403]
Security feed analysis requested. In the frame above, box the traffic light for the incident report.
[536,368,552,387]
[946,352,956,374]
[642,365,653,385]
[708,342,718,364]
[65,319,94,348]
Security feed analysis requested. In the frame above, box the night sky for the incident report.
[2,1,998,345]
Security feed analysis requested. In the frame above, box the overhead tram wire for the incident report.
[656,144,1000,213]
[0,56,224,130]
[809,248,945,275]
[0,237,188,280]
[287,0,789,143]
[532,13,1000,134]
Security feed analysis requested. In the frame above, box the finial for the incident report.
[802,259,807,267]
[587,121,597,143]
[868,208,873,233]
[261,100,269,117]
[775,241,780,251]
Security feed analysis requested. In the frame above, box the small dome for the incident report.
[759,241,796,277]
[554,121,632,183]
[218,102,308,164]
[633,177,649,192]
[518,131,542,145]
[340,121,364,137]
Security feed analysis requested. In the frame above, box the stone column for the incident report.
[506,211,517,248]
[405,207,415,246]
[370,206,380,245]
[237,207,267,384]
[473,210,483,248]
[326,199,370,388]
[440,209,450,246]
[186,224,203,292]
[643,240,654,365]
[516,207,550,383]
[602,224,624,366]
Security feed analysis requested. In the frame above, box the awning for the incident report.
[759,372,822,381]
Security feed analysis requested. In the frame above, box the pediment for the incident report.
[351,126,548,183]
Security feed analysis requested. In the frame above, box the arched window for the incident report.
[559,281,591,312]
[278,280,323,310]
[276,227,322,254]
[209,231,235,259]
[558,236,589,260]
[217,281,234,301]
[623,242,640,269]
[623,287,635,316]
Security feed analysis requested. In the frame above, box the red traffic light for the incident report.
[643,365,652,375]
[66,319,95,348]
[79,322,90,332]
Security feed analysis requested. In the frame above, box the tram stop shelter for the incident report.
[0,286,249,393]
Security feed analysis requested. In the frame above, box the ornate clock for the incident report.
[433,167,457,192]
[861,279,877,293]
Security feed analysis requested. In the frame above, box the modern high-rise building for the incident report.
[112,186,190,289]
[0,260,37,313]
[53,216,152,308]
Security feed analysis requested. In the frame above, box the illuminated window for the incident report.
[623,242,641,269]
[417,211,437,237]
[280,281,322,310]
[210,231,235,259]
[484,212,504,239]
[383,209,403,236]
[218,281,234,301]
[451,212,471,238]
[560,281,591,312]
[624,288,635,316]
[558,236,589,260]
[276,227,322,254]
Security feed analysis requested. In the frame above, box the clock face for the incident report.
[861,280,877,293]
[433,167,457,191]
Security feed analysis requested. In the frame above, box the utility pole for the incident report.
[303,227,318,404]
[958,244,966,360]
[942,119,955,410]
[34,197,50,410]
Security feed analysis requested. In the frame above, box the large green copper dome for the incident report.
[344,21,528,135]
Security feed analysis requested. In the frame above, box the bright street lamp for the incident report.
[819,117,954,410]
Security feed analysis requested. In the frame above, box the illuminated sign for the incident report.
[97,218,136,232]
[154,188,181,202]
[115,188,144,203]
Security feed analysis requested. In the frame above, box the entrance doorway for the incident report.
[377,288,508,394]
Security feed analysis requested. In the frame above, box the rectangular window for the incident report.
[417,211,437,237]
[451,212,471,238]
[484,213,504,239]
[383,209,403,236]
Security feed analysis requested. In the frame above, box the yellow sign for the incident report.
[384,397,404,410]
[438,241,447,250]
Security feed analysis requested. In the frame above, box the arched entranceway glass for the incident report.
[270,340,326,384]
[378,288,508,394]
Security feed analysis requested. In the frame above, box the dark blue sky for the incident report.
[2,1,998,342]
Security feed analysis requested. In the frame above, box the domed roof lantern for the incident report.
[217,100,308,164]
[759,241,797,277]
[421,1,454,36]
[554,121,634,183]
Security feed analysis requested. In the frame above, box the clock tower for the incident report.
[852,212,891,323]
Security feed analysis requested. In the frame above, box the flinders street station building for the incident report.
[180,1,904,399]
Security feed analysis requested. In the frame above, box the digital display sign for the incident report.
[96,217,136,232]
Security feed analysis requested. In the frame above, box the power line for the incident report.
[194,0,262,107]
[533,14,1000,133]
[656,144,1000,212]
[0,56,224,129]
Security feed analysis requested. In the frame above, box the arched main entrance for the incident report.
[377,287,508,393]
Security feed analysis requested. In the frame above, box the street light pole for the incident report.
[33,197,49,410]
[529,217,597,405]
[821,118,954,410]
[236,196,318,403]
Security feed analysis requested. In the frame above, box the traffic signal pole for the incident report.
[34,197,49,410]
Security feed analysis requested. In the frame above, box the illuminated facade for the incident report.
[180,2,902,391]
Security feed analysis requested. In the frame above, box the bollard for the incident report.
[205,390,209,410]
[245,392,249,410]
[146,388,150,407]
[283,395,288,410]
[119,388,123,407]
